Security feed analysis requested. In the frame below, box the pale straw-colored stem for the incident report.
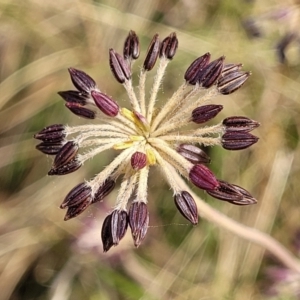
[80,138,126,148]
[150,83,188,131]
[190,123,224,135]
[160,135,221,146]
[76,130,128,143]
[116,113,142,135]
[152,115,223,138]
[104,118,137,135]
[149,138,192,177]
[79,141,123,162]
[136,166,150,202]
[90,146,137,194]
[66,123,134,136]
[161,88,219,129]
[166,86,203,119]
[173,172,300,274]
[115,170,138,211]
[123,79,141,113]
[156,148,187,176]
[152,148,180,194]
[139,70,147,115]
[151,119,190,137]
[176,124,224,139]
[146,58,169,123]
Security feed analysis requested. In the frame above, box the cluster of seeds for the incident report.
[34,30,259,252]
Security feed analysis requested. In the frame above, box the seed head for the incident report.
[222,131,259,150]
[129,202,149,248]
[191,105,223,124]
[109,49,131,83]
[174,191,198,225]
[65,102,96,119]
[160,32,178,60]
[184,52,211,84]
[143,33,160,71]
[223,116,260,132]
[36,141,64,155]
[34,30,259,251]
[177,144,211,164]
[68,67,97,94]
[123,30,140,60]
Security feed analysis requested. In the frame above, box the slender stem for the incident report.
[152,148,180,194]
[174,173,300,273]
[152,119,190,137]
[123,79,141,113]
[76,130,127,143]
[165,86,202,121]
[146,58,169,123]
[139,70,147,115]
[115,170,138,210]
[65,123,134,136]
[150,83,188,131]
[90,146,137,194]
[78,141,124,162]
[80,138,125,148]
[162,88,219,128]
[160,135,221,146]
[149,138,192,177]
[156,148,187,176]
[136,166,150,202]
[116,113,142,135]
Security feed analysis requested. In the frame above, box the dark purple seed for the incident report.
[91,91,119,117]
[174,191,198,225]
[58,90,88,105]
[184,53,211,85]
[223,116,260,132]
[230,184,257,205]
[218,70,245,86]
[93,178,116,203]
[177,144,211,164]
[64,197,92,220]
[160,32,178,60]
[101,214,114,252]
[143,33,160,71]
[207,180,256,205]
[65,102,96,119]
[60,182,92,209]
[197,56,225,88]
[218,72,246,92]
[189,164,219,191]
[128,201,149,247]
[221,63,243,77]
[123,30,140,60]
[53,141,79,169]
[222,131,259,150]
[218,72,251,95]
[191,105,223,124]
[111,210,128,245]
[36,141,64,155]
[48,159,82,176]
[131,152,147,170]
[34,124,66,142]
[206,180,243,202]
[68,68,96,93]
[109,49,131,83]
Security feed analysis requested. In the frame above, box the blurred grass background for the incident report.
[0,0,300,299]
